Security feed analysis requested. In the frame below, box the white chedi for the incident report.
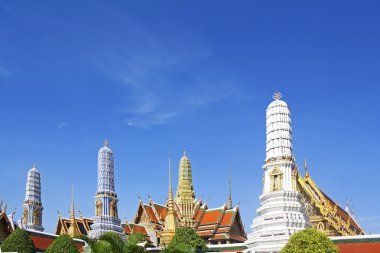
[246,92,310,253]
[89,140,125,239]
[22,163,44,232]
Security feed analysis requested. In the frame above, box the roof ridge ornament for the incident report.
[272,91,283,100]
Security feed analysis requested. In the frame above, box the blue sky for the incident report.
[0,0,379,234]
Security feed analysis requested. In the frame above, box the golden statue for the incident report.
[23,207,28,224]
[110,198,116,217]
[33,209,39,226]
[96,198,102,216]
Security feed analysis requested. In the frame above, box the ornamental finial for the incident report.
[183,147,187,157]
[304,158,309,178]
[272,91,283,100]
[104,139,108,147]
[32,162,37,169]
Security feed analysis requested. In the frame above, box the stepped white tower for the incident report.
[23,163,44,231]
[246,92,310,253]
[89,140,124,239]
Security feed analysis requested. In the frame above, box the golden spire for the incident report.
[304,158,309,178]
[175,149,196,227]
[68,182,78,237]
[226,169,233,209]
[160,153,178,246]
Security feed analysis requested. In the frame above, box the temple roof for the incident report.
[132,198,247,244]
[298,171,364,235]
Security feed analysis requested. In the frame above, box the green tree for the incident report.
[280,228,339,253]
[0,228,36,253]
[167,227,207,253]
[45,234,79,253]
[124,232,147,253]
[98,232,124,253]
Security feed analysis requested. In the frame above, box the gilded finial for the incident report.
[226,169,233,209]
[272,91,283,100]
[304,158,309,178]
[68,181,78,237]
[104,139,108,147]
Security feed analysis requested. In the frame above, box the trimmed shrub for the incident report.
[280,228,339,253]
[167,227,207,253]
[98,232,123,253]
[45,234,78,253]
[1,229,36,253]
[124,232,147,253]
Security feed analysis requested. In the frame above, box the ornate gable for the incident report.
[298,173,364,236]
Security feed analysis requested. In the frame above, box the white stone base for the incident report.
[245,190,310,253]
[89,215,125,239]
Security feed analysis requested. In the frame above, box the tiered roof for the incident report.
[297,168,364,236]
[132,199,247,245]
[55,215,93,236]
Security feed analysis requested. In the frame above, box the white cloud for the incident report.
[0,67,12,77]
[92,27,243,129]
[56,121,68,130]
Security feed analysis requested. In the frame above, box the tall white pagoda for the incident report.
[246,92,310,253]
[22,163,44,231]
[89,140,124,239]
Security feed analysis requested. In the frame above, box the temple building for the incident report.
[246,92,311,253]
[131,151,247,246]
[0,202,16,242]
[22,163,44,232]
[88,140,124,239]
[297,160,364,236]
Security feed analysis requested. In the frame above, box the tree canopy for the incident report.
[124,232,147,253]
[45,234,79,253]
[0,228,36,253]
[167,227,207,253]
[280,228,339,253]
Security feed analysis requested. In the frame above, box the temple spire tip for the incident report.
[272,91,283,100]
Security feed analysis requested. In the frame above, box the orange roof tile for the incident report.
[197,230,213,236]
[210,234,227,240]
[220,211,234,226]
[153,203,168,220]
[144,205,159,223]
[131,224,149,236]
[197,224,217,231]
[229,235,247,242]
[200,209,224,225]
